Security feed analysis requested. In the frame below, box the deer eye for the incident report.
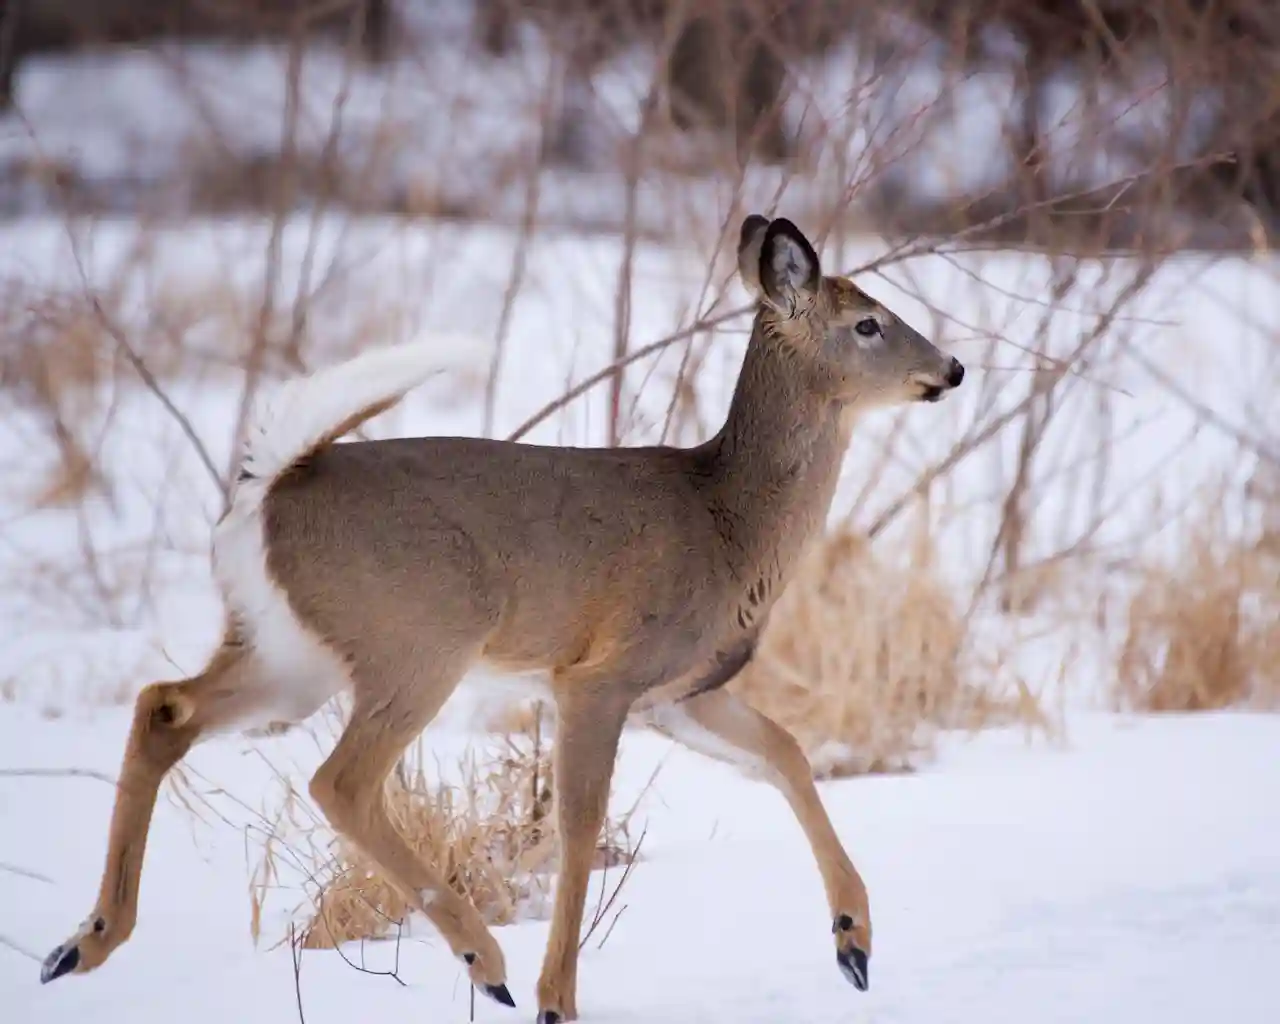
[854,317,880,337]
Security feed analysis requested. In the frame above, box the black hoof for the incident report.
[40,943,80,984]
[836,945,869,991]
[482,982,516,1008]
[537,1012,562,1024]
[461,952,516,1008]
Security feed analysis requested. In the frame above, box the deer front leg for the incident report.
[645,687,872,992]
[41,640,257,983]
[40,683,198,983]
[536,689,630,1023]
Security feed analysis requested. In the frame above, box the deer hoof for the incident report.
[836,945,869,991]
[40,942,80,984]
[481,981,516,1007]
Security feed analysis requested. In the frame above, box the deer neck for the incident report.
[701,318,853,582]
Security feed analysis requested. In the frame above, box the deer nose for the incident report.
[945,358,965,388]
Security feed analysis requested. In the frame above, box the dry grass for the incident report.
[732,522,1047,778]
[296,709,647,950]
[1115,494,1280,713]
[1,287,119,510]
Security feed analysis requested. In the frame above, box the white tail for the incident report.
[209,337,490,739]
[237,338,480,488]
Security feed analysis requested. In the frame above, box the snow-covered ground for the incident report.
[3,704,1279,1023]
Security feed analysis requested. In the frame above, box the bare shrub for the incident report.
[732,521,1045,778]
[296,710,646,950]
[9,0,1280,249]
[1115,491,1280,713]
[1,288,112,509]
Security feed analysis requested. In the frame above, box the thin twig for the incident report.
[290,922,307,1024]
[506,308,748,443]
[0,933,42,962]
[481,47,557,437]
[0,860,54,884]
[88,297,227,502]
[579,826,646,951]
[223,31,308,498]
[606,76,652,446]
[0,767,116,785]
[309,891,407,987]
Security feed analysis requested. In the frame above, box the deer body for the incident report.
[41,216,964,1022]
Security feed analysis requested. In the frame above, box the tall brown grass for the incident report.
[1115,489,1280,713]
[731,521,1048,779]
[295,710,647,950]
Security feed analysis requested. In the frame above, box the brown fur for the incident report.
[43,216,964,1020]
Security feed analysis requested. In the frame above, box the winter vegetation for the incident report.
[2,2,1278,1022]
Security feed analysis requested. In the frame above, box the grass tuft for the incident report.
[732,523,1043,778]
[1115,492,1280,713]
[297,709,645,950]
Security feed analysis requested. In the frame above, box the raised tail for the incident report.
[235,338,475,490]
[211,336,483,665]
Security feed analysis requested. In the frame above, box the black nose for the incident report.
[945,358,965,388]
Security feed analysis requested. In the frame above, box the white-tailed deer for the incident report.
[41,215,964,1021]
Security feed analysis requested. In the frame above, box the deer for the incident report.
[39,214,965,1022]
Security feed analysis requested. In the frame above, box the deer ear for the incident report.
[758,218,820,316]
[736,214,771,298]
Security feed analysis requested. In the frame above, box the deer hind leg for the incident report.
[41,637,265,984]
[535,684,631,1024]
[644,687,873,993]
[306,644,515,1008]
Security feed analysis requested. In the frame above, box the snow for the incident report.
[3,706,1278,1022]
[1,23,1279,1018]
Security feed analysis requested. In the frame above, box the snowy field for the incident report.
[3,705,1279,1023]
[2,22,1280,1008]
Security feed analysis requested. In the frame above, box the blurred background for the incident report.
[3,0,1280,241]
[0,2,1277,1009]
[1,0,1275,716]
